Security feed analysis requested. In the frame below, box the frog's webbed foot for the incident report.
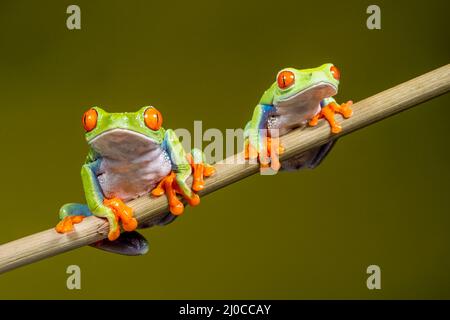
[55,203,92,234]
[244,136,285,172]
[151,172,200,215]
[186,154,216,192]
[56,215,85,233]
[103,197,138,240]
[309,100,353,134]
[265,136,285,171]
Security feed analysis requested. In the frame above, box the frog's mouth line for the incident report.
[276,82,337,104]
[88,128,160,145]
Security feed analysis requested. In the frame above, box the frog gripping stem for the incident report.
[55,215,85,233]
[0,64,448,274]
[103,197,138,240]
[309,101,354,133]
[187,153,216,192]
[151,172,201,215]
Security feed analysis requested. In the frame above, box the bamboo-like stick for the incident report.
[0,64,449,274]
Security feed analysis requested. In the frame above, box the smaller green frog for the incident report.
[244,63,353,171]
[56,106,215,255]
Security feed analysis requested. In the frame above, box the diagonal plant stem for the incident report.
[0,64,449,274]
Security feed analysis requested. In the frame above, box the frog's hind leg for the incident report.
[56,203,92,233]
[91,231,149,256]
[281,140,336,171]
[156,212,179,226]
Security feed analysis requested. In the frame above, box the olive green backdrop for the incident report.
[0,0,449,299]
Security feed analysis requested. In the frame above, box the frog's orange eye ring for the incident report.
[277,70,295,89]
[82,109,98,132]
[330,65,340,81]
[144,107,163,130]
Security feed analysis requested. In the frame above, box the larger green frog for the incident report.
[55,106,214,255]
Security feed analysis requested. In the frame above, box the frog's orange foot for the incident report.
[308,114,320,127]
[266,137,284,157]
[266,136,284,171]
[55,215,85,233]
[107,222,121,241]
[203,165,216,177]
[329,123,342,134]
[187,154,216,192]
[309,101,353,134]
[103,197,138,234]
[151,172,200,216]
[340,100,353,118]
[244,144,256,160]
[244,137,284,171]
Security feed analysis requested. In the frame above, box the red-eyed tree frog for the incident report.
[244,63,353,171]
[55,106,215,255]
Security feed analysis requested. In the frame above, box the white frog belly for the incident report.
[97,147,172,201]
[268,103,321,136]
[270,82,336,135]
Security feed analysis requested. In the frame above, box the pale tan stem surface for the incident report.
[0,64,449,274]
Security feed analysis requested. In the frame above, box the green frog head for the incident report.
[270,63,340,106]
[258,63,341,115]
[81,106,166,158]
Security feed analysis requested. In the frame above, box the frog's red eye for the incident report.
[277,70,295,89]
[330,65,340,80]
[82,109,97,132]
[144,107,163,130]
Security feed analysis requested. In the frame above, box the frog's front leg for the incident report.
[83,160,137,240]
[56,160,137,241]
[244,104,284,171]
[309,98,353,134]
[151,129,201,215]
[187,148,216,192]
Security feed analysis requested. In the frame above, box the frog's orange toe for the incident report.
[330,125,342,134]
[309,117,319,127]
[122,217,138,232]
[55,220,72,233]
[151,186,165,197]
[260,162,270,169]
[247,145,258,160]
[190,158,215,191]
[169,201,185,215]
[341,101,353,118]
[266,137,283,156]
[192,164,205,192]
[192,181,205,192]
[187,193,200,207]
[55,216,85,234]
[204,166,216,177]
[152,172,187,215]
[270,158,281,171]
[108,225,121,241]
[278,144,285,155]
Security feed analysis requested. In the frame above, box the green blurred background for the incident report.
[0,0,449,299]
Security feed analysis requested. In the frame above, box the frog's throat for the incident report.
[275,82,337,105]
[87,128,160,145]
